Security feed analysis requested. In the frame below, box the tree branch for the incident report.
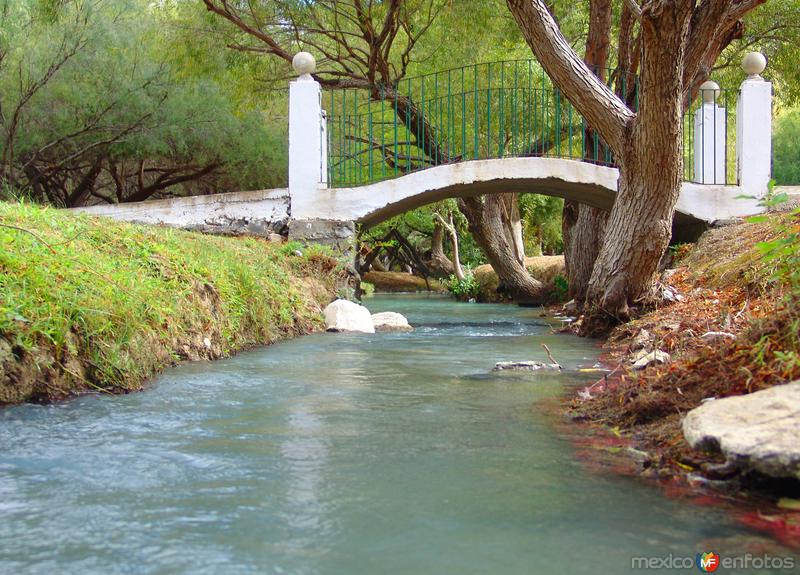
[505,0,634,155]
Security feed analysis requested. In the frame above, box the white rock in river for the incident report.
[682,382,800,479]
[371,311,413,332]
[323,299,375,333]
[493,361,560,371]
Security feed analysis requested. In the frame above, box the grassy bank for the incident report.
[0,202,346,405]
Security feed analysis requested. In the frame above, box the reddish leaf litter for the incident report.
[559,216,800,548]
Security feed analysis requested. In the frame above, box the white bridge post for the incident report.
[287,52,356,253]
[693,81,726,184]
[289,52,325,220]
[736,52,772,199]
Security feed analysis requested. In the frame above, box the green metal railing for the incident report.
[326,59,735,188]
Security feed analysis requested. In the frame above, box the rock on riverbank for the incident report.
[371,312,413,332]
[324,300,375,333]
[683,382,800,480]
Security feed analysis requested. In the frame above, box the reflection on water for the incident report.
[0,294,795,574]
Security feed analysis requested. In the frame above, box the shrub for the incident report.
[447,269,480,300]
[360,281,376,297]
[553,274,569,302]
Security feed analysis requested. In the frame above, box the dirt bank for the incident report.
[363,271,446,293]
[473,255,565,302]
[563,212,800,543]
[0,202,347,405]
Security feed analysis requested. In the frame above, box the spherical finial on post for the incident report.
[292,52,316,80]
[699,80,720,104]
[742,52,767,80]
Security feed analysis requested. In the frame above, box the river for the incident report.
[0,294,795,574]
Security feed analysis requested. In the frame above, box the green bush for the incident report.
[773,108,800,185]
[446,269,480,300]
[553,274,569,302]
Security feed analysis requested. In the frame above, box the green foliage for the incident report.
[757,210,800,294]
[360,282,376,297]
[363,202,486,272]
[446,269,480,300]
[725,0,800,107]
[669,243,693,265]
[748,202,800,376]
[519,194,564,255]
[0,201,339,401]
[553,274,569,302]
[0,0,288,206]
[772,108,800,185]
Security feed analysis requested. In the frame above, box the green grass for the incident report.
[0,201,342,403]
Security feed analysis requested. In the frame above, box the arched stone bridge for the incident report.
[75,55,773,248]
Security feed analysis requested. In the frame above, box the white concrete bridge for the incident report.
[76,53,774,247]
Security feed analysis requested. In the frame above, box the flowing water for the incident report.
[0,294,796,574]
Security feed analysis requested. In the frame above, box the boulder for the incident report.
[371,311,413,332]
[323,300,375,333]
[493,361,560,371]
[682,382,800,480]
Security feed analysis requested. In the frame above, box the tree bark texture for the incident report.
[459,195,544,303]
[583,2,693,327]
[561,0,613,303]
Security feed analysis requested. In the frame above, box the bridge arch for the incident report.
[313,157,618,227]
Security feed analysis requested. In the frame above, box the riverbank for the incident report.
[565,210,800,536]
[473,255,565,302]
[362,271,446,293]
[0,202,346,405]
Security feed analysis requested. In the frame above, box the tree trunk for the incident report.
[434,212,465,281]
[427,221,455,277]
[582,5,692,332]
[565,202,608,301]
[561,0,612,303]
[503,193,526,265]
[459,195,544,303]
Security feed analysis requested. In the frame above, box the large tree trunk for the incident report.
[459,195,544,303]
[565,202,608,301]
[561,0,612,303]
[582,4,692,331]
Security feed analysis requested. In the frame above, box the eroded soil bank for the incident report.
[0,202,347,405]
[562,212,800,546]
